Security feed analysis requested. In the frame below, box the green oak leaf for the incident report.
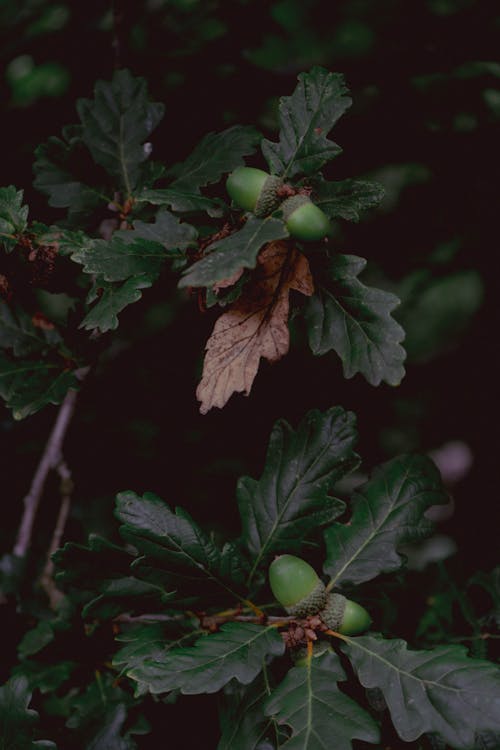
[138,188,224,217]
[0,304,61,357]
[70,236,167,282]
[0,675,56,748]
[239,407,359,586]
[0,185,29,250]
[262,67,352,179]
[178,216,288,289]
[126,209,197,249]
[33,126,104,224]
[264,650,380,749]
[80,276,154,333]
[313,178,385,222]
[324,454,447,588]
[218,673,285,750]
[343,634,500,749]
[76,69,164,196]
[127,622,285,695]
[168,125,259,193]
[305,254,406,386]
[116,491,248,599]
[0,355,78,420]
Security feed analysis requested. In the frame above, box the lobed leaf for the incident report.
[0,304,61,357]
[80,276,154,333]
[76,69,164,195]
[71,236,167,283]
[127,622,285,695]
[196,242,313,414]
[262,67,351,179]
[178,216,288,289]
[313,178,385,222]
[116,491,248,597]
[138,188,224,217]
[305,254,406,386]
[239,406,359,586]
[0,186,29,250]
[343,634,500,749]
[0,675,56,749]
[0,355,78,420]
[218,673,285,750]
[264,650,380,749]
[324,454,447,588]
[168,125,259,193]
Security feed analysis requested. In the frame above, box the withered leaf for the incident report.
[197,241,314,414]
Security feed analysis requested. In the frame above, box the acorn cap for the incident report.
[320,592,372,635]
[280,194,311,222]
[254,174,283,217]
[269,554,327,616]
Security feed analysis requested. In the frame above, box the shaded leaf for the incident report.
[197,242,313,414]
[262,67,351,179]
[116,491,246,598]
[54,535,134,589]
[126,209,197,250]
[71,236,167,283]
[33,127,103,224]
[0,675,56,748]
[305,254,406,386]
[12,661,74,695]
[114,623,203,696]
[313,178,385,222]
[264,650,379,749]
[343,634,500,749]
[218,673,284,750]
[0,304,61,356]
[127,622,285,695]
[168,125,259,192]
[0,355,78,420]
[79,704,137,750]
[0,186,29,250]
[76,69,164,195]
[138,188,224,217]
[179,216,288,289]
[239,406,359,586]
[80,276,154,333]
[82,576,176,620]
[324,454,447,588]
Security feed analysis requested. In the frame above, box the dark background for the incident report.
[0,0,498,746]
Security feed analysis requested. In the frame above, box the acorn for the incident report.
[226,166,283,216]
[268,554,327,617]
[320,592,372,636]
[280,194,331,242]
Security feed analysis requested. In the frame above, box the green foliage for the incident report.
[343,634,500,748]
[0,186,29,251]
[127,623,285,695]
[0,676,56,749]
[265,650,380,749]
[0,355,78,420]
[179,216,288,288]
[305,254,406,386]
[262,67,351,178]
[313,178,385,222]
[323,454,447,587]
[238,407,359,585]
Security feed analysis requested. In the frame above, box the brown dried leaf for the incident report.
[197,240,314,414]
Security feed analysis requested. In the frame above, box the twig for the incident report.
[39,460,74,608]
[13,388,79,558]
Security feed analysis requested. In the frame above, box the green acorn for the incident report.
[320,592,372,635]
[281,194,331,242]
[226,166,282,216]
[268,554,327,617]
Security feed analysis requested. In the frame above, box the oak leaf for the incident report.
[197,241,314,414]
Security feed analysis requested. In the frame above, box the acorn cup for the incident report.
[226,166,283,216]
[268,554,327,617]
[320,592,372,636]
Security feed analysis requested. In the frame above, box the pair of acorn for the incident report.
[226,166,331,242]
[269,554,371,636]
